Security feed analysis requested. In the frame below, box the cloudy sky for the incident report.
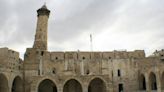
[0,0,164,58]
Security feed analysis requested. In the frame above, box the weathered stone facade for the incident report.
[0,4,164,92]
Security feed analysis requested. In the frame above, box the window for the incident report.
[18,66,21,70]
[82,57,85,60]
[52,68,56,74]
[118,69,121,77]
[36,51,39,54]
[86,69,90,75]
[41,51,44,56]
[119,84,123,92]
[38,70,40,75]
[112,71,113,77]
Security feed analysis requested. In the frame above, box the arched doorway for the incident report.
[139,74,146,90]
[0,74,9,92]
[12,76,23,92]
[63,79,82,92]
[88,78,106,92]
[149,72,157,90]
[38,79,57,92]
[161,72,164,91]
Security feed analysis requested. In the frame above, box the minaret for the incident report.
[33,4,50,51]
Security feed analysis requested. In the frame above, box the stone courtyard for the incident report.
[0,4,164,92]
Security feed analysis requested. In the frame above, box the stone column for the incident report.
[162,75,164,92]
[83,83,88,92]
[145,73,150,92]
[58,85,63,92]
[107,83,114,92]
[156,71,162,92]
[7,86,10,92]
[30,85,36,92]
[83,87,88,92]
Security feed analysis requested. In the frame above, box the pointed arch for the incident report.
[0,73,9,92]
[63,79,82,92]
[12,76,23,92]
[149,72,157,90]
[88,78,106,92]
[139,74,146,90]
[38,79,57,92]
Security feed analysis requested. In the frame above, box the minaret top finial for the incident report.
[41,2,47,9]
[37,3,50,17]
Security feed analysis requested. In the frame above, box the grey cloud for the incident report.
[49,0,123,43]
[113,0,164,33]
[0,0,164,57]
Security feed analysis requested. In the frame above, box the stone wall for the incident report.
[0,47,23,92]
[1,47,164,92]
[23,48,164,92]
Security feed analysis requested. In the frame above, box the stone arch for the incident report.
[149,72,157,90]
[88,76,108,86]
[12,76,23,92]
[63,79,82,92]
[0,73,9,92]
[38,79,57,92]
[139,74,146,90]
[34,76,60,92]
[161,72,164,90]
[88,78,106,92]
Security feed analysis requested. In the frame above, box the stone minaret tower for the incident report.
[33,4,50,51]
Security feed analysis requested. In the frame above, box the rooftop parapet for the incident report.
[0,47,19,59]
[49,50,145,61]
